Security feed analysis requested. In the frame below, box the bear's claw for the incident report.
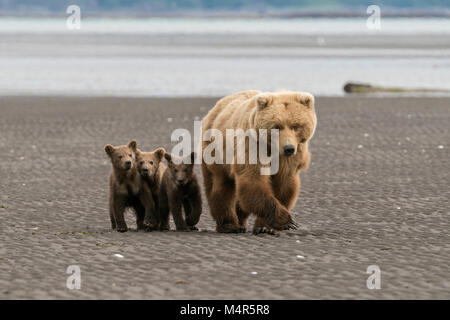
[286,221,299,230]
[252,226,280,236]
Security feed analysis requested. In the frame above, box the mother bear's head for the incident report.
[250,90,317,157]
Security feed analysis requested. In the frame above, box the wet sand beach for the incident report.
[0,95,449,299]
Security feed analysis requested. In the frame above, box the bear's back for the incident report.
[202,90,260,133]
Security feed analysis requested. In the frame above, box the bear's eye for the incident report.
[292,125,299,131]
[174,168,178,173]
[149,161,154,165]
[273,125,281,130]
[300,138,306,143]
[140,161,144,165]
[118,155,123,159]
[129,154,132,157]
[183,168,187,173]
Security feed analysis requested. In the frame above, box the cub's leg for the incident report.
[185,189,202,231]
[182,199,196,230]
[112,195,128,232]
[169,195,189,231]
[109,196,116,230]
[140,186,158,231]
[236,201,251,232]
[133,201,146,231]
[158,184,170,231]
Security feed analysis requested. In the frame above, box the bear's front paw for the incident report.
[267,208,298,231]
[159,224,170,231]
[252,226,280,236]
[176,227,191,232]
[216,223,246,233]
[143,219,159,230]
[116,224,128,232]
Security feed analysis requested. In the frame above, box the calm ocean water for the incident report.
[0,17,449,96]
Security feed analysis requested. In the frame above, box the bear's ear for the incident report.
[104,144,115,156]
[164,152,172,163]
[155,147,165,161]
[135,148,142,158]
[256,94,272,110]
[297,93,314,109]
[128,140,137,151]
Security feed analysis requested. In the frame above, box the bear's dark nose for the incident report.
[125,161,132,168]
[142,168,149,174]
[283,144,295,156]
[177,179,184,185]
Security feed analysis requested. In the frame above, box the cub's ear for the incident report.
[164,152,172,163]
[128,139,137,151]
[135,148,142,157]
[297,93,314,109]
[104,144,115,156]
[155,147,165,160]
[256,94,272,110]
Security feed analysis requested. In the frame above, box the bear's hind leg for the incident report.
[203,167,244,233]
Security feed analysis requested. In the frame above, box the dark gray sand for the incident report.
[0,96,449,299]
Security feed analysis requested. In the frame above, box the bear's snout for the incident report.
[124,160,132,169]
[283,144,295,156]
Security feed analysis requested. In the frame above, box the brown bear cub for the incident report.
[135,147,166,230]
[104,140,143,232]
[159,152,202,231]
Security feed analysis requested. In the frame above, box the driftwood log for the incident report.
[344,82,450,94]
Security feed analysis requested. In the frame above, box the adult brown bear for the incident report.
[201,90,317,234]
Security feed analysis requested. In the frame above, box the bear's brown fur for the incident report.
[201,90,317,234]
[135,147,166,230]
[159,152,202,231]
[104,140,143,232]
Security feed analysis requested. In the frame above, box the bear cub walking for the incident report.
[159,152,202,231]
[135,147,166,230]
[104,140,144,232]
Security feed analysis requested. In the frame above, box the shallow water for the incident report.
[0,17,449,97]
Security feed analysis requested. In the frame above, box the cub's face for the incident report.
[104,140,137,171]
[165,152,195,187]
[254,91,317,157]
[136,148,165,178]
